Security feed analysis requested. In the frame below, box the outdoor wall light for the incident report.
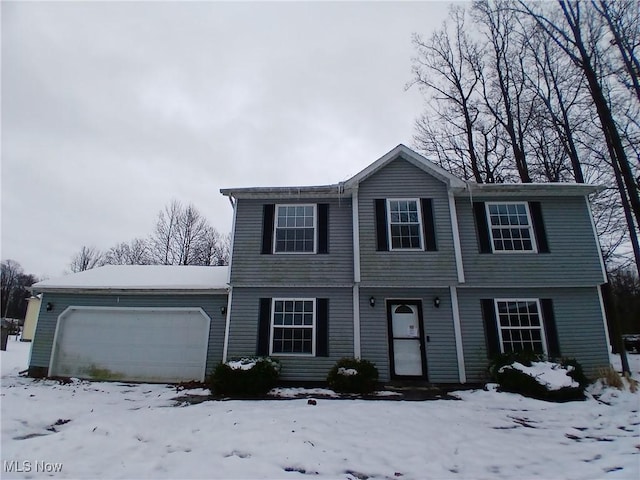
[46,302,54,311]
[220,306,227,315]
[369,296,376,307]
[433,297,441,308]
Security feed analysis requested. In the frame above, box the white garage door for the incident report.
[50,307,210,383]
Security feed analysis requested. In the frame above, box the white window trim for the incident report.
[386,198,424,251]
[273,204,317,254]
[494,298,548,355]
[485,202,538,254]
[269,298,316,357]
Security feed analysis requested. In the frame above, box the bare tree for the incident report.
[150,200,229,266]
[474,0,535,183]
[69,246,105,273]
[594,0,640,103]
[1,259,38,319]
[409,7,489,182]
[1,259,23,317]
[517,0,640,272]
[104,238,151,265]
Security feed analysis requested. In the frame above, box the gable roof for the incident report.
[32,265,229,294]
[343,144,467,190]
[220,144,466,199]
[220,144,602,199]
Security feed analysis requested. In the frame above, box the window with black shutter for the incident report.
[375,198,437,252]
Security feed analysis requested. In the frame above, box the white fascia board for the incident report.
[230,283,354,288]
[220,184,343,199]
[460,182,603,197]
[31,288,228,295]
[456,283,604,289]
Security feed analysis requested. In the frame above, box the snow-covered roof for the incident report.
[32,265,229,293]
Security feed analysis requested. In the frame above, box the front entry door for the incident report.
[388,302,427,378]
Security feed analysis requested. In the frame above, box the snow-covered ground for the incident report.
[1,341,638,480]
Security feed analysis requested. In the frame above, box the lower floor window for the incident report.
[271,299,315,355]
[495,299,546,354]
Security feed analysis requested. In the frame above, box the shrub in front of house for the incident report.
[326,358,379,394]
[488,352,588,402]
[208,357,281,397]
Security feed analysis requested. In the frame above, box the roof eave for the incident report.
[220,184,345,199]
[457,182,603,197]
[31,287,229,295]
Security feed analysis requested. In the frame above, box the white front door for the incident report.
[389,303,425,377]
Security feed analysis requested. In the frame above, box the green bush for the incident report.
[326,358,379,394]
[208,357,280,397]
[489,352,586,402]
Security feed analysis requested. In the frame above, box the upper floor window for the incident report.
[495,299,547,354]
[274,204,316,253]
[486,202,536,252]
[375,198,437,252]
[387,199,423,250]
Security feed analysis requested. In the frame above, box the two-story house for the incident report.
[27,144,611,384]
[220,144,611,383]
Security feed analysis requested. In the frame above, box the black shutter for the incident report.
[540,299,560,358]
[375,199,389,251]
[316,298,329,357]
[474,202,492,253]
[318,204,329,254]
[257,298,272,356]
[481,299,501,358]
[529,202,549,253]
[261,204,275,254]
[421,198,437,251]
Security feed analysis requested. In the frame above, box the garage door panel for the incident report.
[50,308,210,383]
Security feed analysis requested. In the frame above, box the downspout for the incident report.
[450,286,466,383]
[222,195,238,363]
[448,185,465,284]
[352,186,361,358]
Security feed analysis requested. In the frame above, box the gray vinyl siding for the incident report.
[358,158,458,286]
[360,287,459,383]
[230,197,353,285]
[30,293,227,376]
[227,287,353,381]
[456,196,605,287]
[457,287,610,381]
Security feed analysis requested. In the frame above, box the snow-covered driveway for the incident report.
[1,342,638,479]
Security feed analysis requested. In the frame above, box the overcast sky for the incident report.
[2,1,454,279]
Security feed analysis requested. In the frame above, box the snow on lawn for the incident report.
[1,342,639,480]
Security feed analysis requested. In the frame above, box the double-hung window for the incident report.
[274,204,316,253]
[495,299,547,354]
[270,299,315,355]
[387,199,423,250]
[486,202,536,252]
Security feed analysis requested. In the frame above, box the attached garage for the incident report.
[50,307,211,382]
[29,265,229,383]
